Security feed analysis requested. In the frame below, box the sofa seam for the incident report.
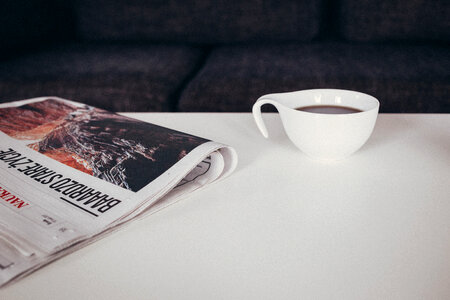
[169,47,212,112]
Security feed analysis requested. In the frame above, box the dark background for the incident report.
[0,0,449,112]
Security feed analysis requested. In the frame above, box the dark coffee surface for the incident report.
[295,105,363,114]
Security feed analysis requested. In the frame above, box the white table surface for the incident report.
[1,113,449,300]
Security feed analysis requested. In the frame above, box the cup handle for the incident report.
[252,98,280,138]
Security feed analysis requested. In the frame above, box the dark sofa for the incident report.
[1,0,449,112]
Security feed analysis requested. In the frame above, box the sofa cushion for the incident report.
[0,43,204,111]
[339,0,450,42]
[0,0,73,57]
[178,43,450,113]
[76,0,323,44]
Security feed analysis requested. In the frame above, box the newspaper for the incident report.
[0,97,237,287]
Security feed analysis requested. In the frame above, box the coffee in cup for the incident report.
[295,105,362,114]
[252,89,379,161]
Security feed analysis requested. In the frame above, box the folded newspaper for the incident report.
[0,97,237,287]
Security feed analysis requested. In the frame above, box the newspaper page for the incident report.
[0,97,237,287]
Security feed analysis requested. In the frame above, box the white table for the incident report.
[2,113,449,299]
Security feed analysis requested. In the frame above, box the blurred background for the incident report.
[0,0,449,112]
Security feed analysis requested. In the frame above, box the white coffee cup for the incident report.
[252,89,380,161]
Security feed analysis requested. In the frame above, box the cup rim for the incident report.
[263,89,380,115]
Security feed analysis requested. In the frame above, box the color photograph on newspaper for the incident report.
[0,99,207,192]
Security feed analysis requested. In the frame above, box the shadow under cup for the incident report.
[252,89,380,161]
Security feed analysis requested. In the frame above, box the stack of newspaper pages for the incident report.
[0,97,237,287]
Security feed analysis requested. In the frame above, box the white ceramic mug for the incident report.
[252,89,380,161]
